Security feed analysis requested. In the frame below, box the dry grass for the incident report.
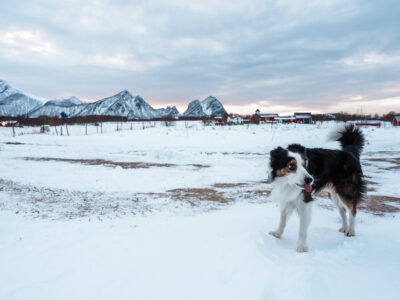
[22,157,210,169]
[166,188,232,204]
[5,142,25,145]
[365,157,400,170]
[360,195,400,215]
[213,183,249,188]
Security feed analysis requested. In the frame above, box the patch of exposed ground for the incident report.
[365,157,400,170]
[167,188,231,205]
[0,174,397,219]
[21,157,210,169]
[0,179,271,220]
[360,195,400,215]
[213,183,249,188]
[4,142,25,145]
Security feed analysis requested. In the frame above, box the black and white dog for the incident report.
[267,124,365,252]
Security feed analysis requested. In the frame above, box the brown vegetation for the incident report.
[22,157,210,169]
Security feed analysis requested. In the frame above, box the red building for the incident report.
[294,112,312,124]
[393,116,400,126]
[251,109,278,124]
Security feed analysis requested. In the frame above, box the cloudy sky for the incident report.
[1,0,400,115]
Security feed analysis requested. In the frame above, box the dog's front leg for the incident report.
[269,202,295,238]
[296,200,312,252]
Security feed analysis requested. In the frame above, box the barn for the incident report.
[260,113,279,122]
[393,116,400,126]
[275,116,295,123]
[294,112,312,124]
[251,110,279,124]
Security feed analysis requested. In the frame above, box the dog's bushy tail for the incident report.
[328,123,365,158]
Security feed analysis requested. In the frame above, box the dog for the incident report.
[267,124,365,252]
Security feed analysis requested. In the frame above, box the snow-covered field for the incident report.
[0,121,399,300]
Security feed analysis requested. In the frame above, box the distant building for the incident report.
[276,116,295,123]
[294,112,312,124]
[354,120,381,127]
[393,116,400,126]
[259,114,279,121]
[251,110,279,124]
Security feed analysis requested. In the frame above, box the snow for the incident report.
[0,121,399,299]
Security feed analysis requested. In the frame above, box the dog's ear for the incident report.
[287,144,306,157]
[269,146,288,169]
[268,147,289,182]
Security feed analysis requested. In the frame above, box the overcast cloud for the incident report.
[1,0,400,114]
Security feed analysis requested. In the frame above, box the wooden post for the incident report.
[101,122,103,134]
[55,126,58,136]
[85,124,88,135]
[12,126,15,137]
[61,126,63,136]
[66,124,69,136]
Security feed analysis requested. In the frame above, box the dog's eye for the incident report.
[288,164,295,170]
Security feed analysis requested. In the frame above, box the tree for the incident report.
[60,112,68,119]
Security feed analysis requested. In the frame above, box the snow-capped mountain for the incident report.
[75,90,179,119]
[28,96,85,118]
[0,80,45,117]
[183,96,227,117]
[0,80,227,119]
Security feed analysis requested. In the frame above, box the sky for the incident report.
[1,0,400,115]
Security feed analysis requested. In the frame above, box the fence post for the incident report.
[55,126,58,136]
[12,126,15,137]
[66,124,69,136]
[101,122,103,134]
[85,124,87,135]
[61,126,63,136]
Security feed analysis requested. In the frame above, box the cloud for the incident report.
[0,30,58,59]
[0,0,399,113]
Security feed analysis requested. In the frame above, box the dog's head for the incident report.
[267,146,313,192]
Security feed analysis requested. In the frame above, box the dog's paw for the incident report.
[296,244,308,253]
[338,226,347,233]
[344,229,355,237]
[269,231,282,238]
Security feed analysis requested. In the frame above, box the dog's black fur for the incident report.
[287,124,366,212]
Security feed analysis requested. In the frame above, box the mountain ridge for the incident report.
[0,80,227,119]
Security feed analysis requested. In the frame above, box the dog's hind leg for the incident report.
[345,203,357,237]
[296,199,312,252]
[269,202,295,239]
[330,192,348,233]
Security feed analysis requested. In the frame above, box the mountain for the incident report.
[28,96,85,118]
[75,90,179,119]
[0,80,226,119]
[183,96,227,117]
[0,80,45,117]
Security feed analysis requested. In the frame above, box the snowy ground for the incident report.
[0,121,399,299]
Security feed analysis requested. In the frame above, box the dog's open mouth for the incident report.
[297,184,313,193]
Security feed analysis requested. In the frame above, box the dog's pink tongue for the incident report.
[303,185,312,193]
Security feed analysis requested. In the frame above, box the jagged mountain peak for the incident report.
[183,96,226,117]
[0,80,47,116]
[1,80,226,119]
